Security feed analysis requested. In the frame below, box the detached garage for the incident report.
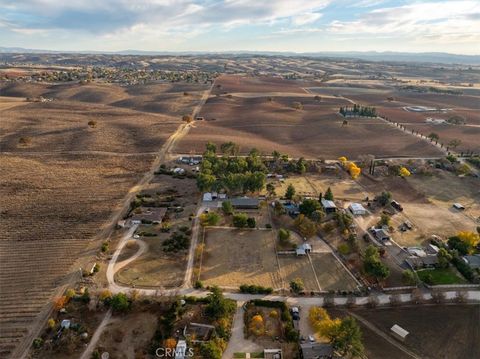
[349,203,367,216]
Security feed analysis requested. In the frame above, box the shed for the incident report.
[231,197,259,209]
[321,199,337,214]
[373,228,390,241]
[296,243,312,256]
[391,324,409,340]
[175,340,187,359]
[264,348,282,359]
[349,203,366,216]
[203,192,213,202]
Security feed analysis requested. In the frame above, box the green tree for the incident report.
[378,213,391,227]
[448,139,461,149]
[299,199,321,218]
[290,278,304,293]
[205,286,235,320]
[331,316,364,358]
[402,269,418,286]
[377,191,392,206]
[296,157,307,174]
[247,217,256,228]
[278,228,291,245]
[206,141,217,153]
[197,173,216,191]
[285,184,296,200]
[363,245,390,281]
[437,247,453,268]
[222,200,233,215]
[220,141,239,155]
[324,187,334,201]
[294,214,317,238]
[266,183,276,197]
[233,213,248,228]
[110,293,130,312]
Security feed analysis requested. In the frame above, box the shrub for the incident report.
[194,280,204,289]
[200,212,220,226]
[239,284,273,294]
[101,242,109,253]
[222,200,233,215]
[233,213,248,228]
[109,293,131,312]
[247,217,256,228]
[338,243,350,256]
[290,278,304,294]
[87,120,97,128]
[32,338,44,349]
[278,228,291,244]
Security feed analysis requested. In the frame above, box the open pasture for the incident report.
[199,228,282,289]
[177,77,443,159]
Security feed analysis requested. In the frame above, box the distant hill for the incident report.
[1,47,479,65]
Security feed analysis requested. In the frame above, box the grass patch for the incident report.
[233,353,246,358]
[251,352,264,358]
[417,268,467,285]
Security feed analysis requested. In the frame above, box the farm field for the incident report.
[199,228,282,289]
[347,305,480,359]
[0,81,206,358]
[176,75,444,159]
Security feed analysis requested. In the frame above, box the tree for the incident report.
[200,212,220,226]
[290,278,304,293]
[332,316,364,358]
[199,338,226,359]
[428,132,439,141]
[378,213,391,227]
[266,183,276,197]
[294,214,317,238]
[448,139,461,149]
[206,141,217,153]
[363,245,390,281]
[299,199,321,218]
[220,141,239,155]
[247,217,256,228]
[324,187,334,201]
[292,101,303,110]
[437,247,453,268]
[182,114,192,123]
[197,173,216,191]
[87,120,97,128]
[399,167,411,177]
[233,213,248,228]
[249,314,265,336]
[222,200,233,215]
[402,269,418,286]
[47,318,56,330]
[278,228,291,245]
[457,231,480,253]
[285,184,296,200]
[205,286,235,320]
[377,191,392,206]
[309,307,341,339]
[347,162,361,179]
[110,293,130,312]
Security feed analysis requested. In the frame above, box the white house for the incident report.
[349,203,366,216]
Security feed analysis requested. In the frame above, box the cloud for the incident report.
[0,0,331,33]
[328,1,480,44]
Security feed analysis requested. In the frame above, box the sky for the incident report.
[1,0,479,54]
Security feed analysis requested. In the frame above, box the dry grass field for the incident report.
[348,305,480,359]
[278,254,358,292]
[177,75,444,158]
[199,228,282,289]
[0,81,206,358]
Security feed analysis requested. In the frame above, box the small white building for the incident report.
[349,203,367,216]
[391,324,409,341]
[296,243,312,256]
[61,319,71,329]
[203,192,213,202]
[175,340,187,359]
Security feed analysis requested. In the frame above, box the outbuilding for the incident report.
[231,197,259,209]
[349,203,367,216]
[321,199,337,214]
[296,243,312,256]
[391,324,409,341]
[203,192,213,202]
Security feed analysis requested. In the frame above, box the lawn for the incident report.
[416,268,467,285]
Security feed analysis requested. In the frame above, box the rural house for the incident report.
[231,197,260,209]
[130,207,167,225]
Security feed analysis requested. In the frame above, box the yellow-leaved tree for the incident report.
[348,162,361,179]
[249,314,265,336]
[457,231,480,252]
[309,306,341,340]
[399,167,411,177]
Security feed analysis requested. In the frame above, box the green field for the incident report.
[417,268,467,285]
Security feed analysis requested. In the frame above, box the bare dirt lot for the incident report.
[346,305,480,359]
[199,228,282,289]
[177,75,444,159]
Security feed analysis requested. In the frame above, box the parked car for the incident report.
[391,200,403,211]
[308,335,316,343]
[290,306,300,320]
